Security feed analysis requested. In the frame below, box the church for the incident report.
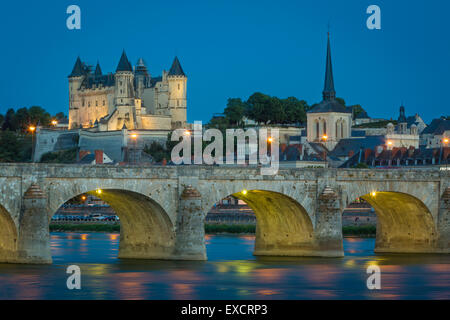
[68,51,187,131]
[306,33,352,150]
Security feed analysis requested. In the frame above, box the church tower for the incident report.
[306,33,352,150]
[167,56,187,128]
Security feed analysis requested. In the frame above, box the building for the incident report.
[306,33,352,150]
[385,106,420,149]
[68,52,187,131]
[421,117,450,148]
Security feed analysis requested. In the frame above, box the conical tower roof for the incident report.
[168,56,185,76]
[94,61,102,77]
[116,50,133,72]
[69,56,84,77]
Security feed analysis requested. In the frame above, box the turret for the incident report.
[68,56,86,129]
[114,50,135,106]
[167,56,187,128]
[135,58,150,100]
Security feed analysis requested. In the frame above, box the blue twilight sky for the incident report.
[0,0,448,123]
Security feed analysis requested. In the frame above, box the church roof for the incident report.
[69,57,85,77]
[308,100,350,113]
[116,50,133,72]
[168,56,185,76]
[422,118,450,135]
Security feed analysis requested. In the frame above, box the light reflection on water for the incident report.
[0,233,448,300]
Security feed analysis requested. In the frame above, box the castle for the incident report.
[68,51,187,131]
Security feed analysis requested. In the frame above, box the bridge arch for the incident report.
[49,188,176,260]
[0,203,18,262]
[343,190,438,253]
[201,182,321,257]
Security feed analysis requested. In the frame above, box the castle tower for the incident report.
[135,58,150,100]
[167,56,187,128]
[68,56,85,129]
[114,50,135,106]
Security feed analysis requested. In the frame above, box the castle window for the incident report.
[82,101,85,107]
[103,100,105,106]
[88,102,90,107]
[323,121,327,135]
[178,83,180,90]
[177,100,179,107]
[96,101,98,106]
[120,90,123,94]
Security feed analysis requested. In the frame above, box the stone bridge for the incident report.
[0,164,448,264]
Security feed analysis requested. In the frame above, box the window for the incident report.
[96,101,98,107]
[323,121,327,135]
[103,100,105,106]
[177,100,179,107]
[341,121,344,138]
[316,121,319,139]
[178,83,180,90]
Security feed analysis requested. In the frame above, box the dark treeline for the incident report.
[208,92,366,129]
[0,106,66,163]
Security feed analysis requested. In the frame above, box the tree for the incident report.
[336,97,346,106]
[281,97,308,124]
[55,112,66,120]
[0,114,3,128]
[2,109,16,131]
[0,130,32,162]
[246,92,272,124]
[28,106,51,127]
[351,104,367,120]
[224,98,246,126]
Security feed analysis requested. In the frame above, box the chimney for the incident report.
[364,148,372,161]
[348,150,355,158]
[79,150,90,161]
[162,158,167,166]
[95,150,103,164]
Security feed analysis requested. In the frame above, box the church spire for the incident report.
[322,33,336,101]
[94,61,102,77]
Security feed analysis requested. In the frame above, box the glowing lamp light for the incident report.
[29,126,36,132]
[444,138,449,144]
[96,189,102,195]
[371,191,377,197]
[81,195,86,201]
[387,141,393,146]
[322,135,328,141]
[131,134,138,139]
[51,120,58,126]
[184,130,191,136]
[242,189,248,195]
[267,137,273,143]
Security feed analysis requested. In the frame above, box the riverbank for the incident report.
[49,224,376,237]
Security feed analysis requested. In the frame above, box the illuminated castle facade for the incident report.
[68,51,187,131]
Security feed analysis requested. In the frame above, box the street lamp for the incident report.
[131,133,138,165]
[51,120,58,127]
[29,126,36,162]
[441,137,449,168]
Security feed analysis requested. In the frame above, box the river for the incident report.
[0,233,448,299]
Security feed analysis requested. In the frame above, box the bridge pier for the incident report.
[437,188,450,253]
[16,184,52,264]
[313,186,344,257]
[173,186,207,260]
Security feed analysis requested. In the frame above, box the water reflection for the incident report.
[0,233,448,299]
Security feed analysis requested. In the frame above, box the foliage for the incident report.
[0,130,32,162]
[353,120,398,129]
[0,106,56,132]
[224,98,246,126]
[352,162,369,169]
[144,141,168,163]
[40,147,78,163]
[342,226,376,236]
